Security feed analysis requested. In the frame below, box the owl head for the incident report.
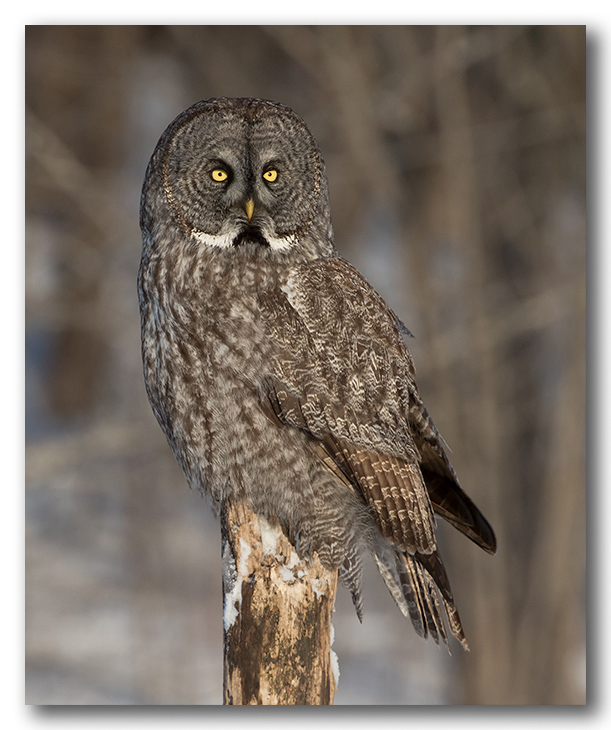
[140,97,335,258]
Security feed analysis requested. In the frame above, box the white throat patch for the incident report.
[191,230,235,249]
[265,233,296,251]
[191,228,296,251]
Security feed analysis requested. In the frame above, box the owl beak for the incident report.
[244,199,255,221]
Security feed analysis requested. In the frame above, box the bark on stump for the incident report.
[221,500,338,705]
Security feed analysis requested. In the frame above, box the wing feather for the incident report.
[257,256,495,649]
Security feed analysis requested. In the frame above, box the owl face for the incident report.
[149,98,331,252]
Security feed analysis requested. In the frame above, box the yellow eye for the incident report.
[263,169,278,182]
[211,169,229,182]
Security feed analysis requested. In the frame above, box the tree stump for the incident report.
[221,500,339,705]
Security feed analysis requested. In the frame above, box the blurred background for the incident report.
[25,25,586,705]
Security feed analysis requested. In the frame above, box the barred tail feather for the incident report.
[374,542,469,652]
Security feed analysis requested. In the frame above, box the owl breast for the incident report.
[139,240,314,516]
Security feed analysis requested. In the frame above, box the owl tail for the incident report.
[338,553,366,623]
[374,541,469,653]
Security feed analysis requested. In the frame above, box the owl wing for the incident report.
[258,256,499,649]
[409,395,497,554]
[260,256,495,555]
[259,256,437,556]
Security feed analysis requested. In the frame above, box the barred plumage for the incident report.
[139,97,496,652]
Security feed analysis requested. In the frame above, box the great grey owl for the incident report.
[138,97,496,651]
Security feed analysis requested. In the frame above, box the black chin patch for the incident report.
[233,225,269,248]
